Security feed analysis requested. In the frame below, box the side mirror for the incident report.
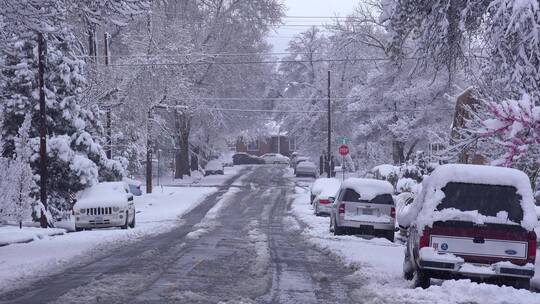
[127,194,134,202]
[329,197,335,204]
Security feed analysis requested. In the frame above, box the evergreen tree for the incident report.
[1,32,123,211]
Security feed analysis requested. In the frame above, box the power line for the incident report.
[181,107,455,114]
[104,57,406,68]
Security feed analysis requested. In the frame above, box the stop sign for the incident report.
[339,144,349,156]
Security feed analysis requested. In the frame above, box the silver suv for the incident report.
[330,178,395,241]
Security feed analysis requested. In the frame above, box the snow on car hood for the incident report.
[205,160,223,170]
[75,182,129,208]
[398,164,538,232]
[341,178,394,201]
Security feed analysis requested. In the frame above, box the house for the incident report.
[236,136,297,157]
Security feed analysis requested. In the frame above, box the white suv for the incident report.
[73,182,136,231]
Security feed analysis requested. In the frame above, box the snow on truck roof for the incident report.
[398,164,538,231]
[341,178,394,201]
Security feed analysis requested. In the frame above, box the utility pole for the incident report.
[104,33,112,159]
[327,70,332,178]
[146,108,153,194]
[38,33,48,228]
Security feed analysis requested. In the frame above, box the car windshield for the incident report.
[438,182,524,222]
[340,189,393,205]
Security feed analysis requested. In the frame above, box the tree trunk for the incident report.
[392,140,405,165]
[174,111,192,178]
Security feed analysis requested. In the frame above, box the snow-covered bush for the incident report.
[396,177,419,194]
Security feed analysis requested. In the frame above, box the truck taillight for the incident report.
[390,207,396,218]
[527,231,537,263]
[419,228,431,248]
[338,203,345,214]
[319,199,330,205]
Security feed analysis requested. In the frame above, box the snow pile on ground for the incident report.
[289,185,540,304]
[399,164,538,231]
[0,186,217,292]
[0,226,66,246]
[341,178,394,200]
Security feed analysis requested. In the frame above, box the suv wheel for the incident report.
[129,213,136,228]
[384,230,395,242]
[121,212,129,230]
[512,278,530,290]
[329,216,334,232]
[413,269,430,289]
[75,227,83,232]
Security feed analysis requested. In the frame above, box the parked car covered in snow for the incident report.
[204,159,224,176]
[330,178,395,241]
[261,153,290,165]
[401,164,538,289]
[73,182,136,231]
[295,161,317,178]
[313,179,341,216]
[232,153,265,165]
[293,156,310,173]
[311,177,340,204]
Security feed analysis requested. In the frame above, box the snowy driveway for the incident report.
[0,166,356,303]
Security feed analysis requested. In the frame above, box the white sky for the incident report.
[268,0,359,53]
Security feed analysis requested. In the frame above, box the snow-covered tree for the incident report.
[1,32,123,211]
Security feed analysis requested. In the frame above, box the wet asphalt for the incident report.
[0,166,357,304]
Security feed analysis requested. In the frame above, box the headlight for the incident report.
[80,208,86,214]
[113,206,120,212]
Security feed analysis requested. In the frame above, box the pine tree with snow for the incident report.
[1,33,124,211]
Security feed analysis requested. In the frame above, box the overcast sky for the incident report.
[268,0,359,53]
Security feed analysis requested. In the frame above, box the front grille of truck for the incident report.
[88,207,112,215]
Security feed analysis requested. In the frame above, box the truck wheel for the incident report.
[129,214,136,228]
[333,218,345,236]
[384,230,395,242]
[121,212,129,230]
[513,278,530,290]
[413,269,430,289]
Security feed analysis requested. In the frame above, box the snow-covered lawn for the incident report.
[0,186,217,292]
[289,186,540,304]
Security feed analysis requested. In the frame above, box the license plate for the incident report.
[95,216,103,223]
[362,208,373,215]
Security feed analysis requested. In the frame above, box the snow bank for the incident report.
[311,178,341,196]
[399,164,538,231]
[0,226,66,246]
[371,164,400,178]
[341,178,394,201]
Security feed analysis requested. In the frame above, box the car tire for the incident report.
[121,212,129,230]
[333,217,345,236]
[219,170,224,175]
[329,216,335,233]
[75,227,83,232]
[314,204,320,216]
[413,269,430,289]
[129,213,136,228]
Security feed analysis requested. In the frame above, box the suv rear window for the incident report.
[340,189,393,205]
[438,182,523,222]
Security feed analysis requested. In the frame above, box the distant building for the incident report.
[236,136,297,157]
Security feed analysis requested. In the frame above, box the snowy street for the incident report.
[0,166,356,303]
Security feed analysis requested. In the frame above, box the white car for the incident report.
[295,161,318,178]
[205,159,224,176]
[261,153,290,165]
[73,182,136,231]
[313,178,341,216]
[310,177,339,204]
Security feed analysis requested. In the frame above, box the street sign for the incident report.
[337,136,349,144]
[339,144,349,156]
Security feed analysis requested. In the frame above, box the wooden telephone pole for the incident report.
[327,70,332,178]
[38,33,48,228]
[104,33,112,159]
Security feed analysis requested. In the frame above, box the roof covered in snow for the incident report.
[370,164,400,177]
[75,182,130,208]
[341,178,394,201]
[398,164,538,231]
